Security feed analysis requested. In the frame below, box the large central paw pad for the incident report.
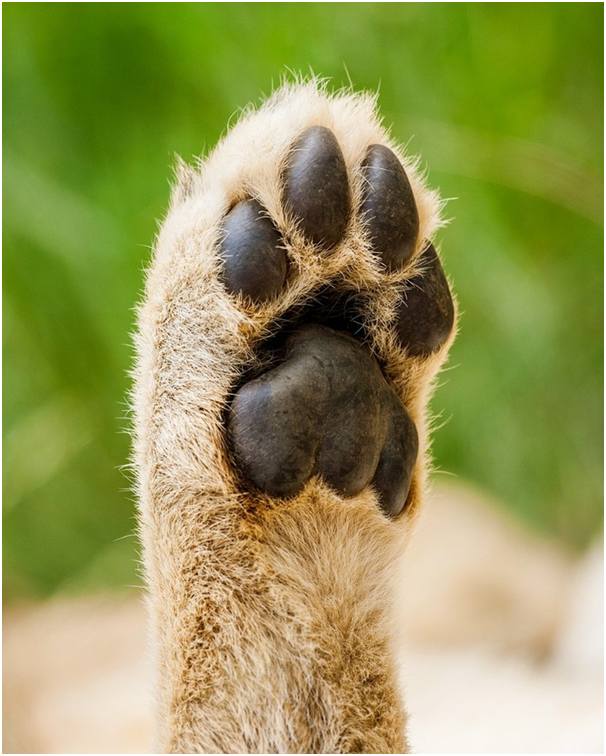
[229,325,418,518]
[218,125,454,519]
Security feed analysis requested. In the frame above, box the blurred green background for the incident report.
[3,3,603,599]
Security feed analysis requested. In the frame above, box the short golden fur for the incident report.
[133,79,457,753]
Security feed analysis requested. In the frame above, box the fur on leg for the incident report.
[132,78,456,753]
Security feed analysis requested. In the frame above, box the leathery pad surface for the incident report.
[220,125,454,518]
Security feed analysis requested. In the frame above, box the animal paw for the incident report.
[214,121,455,518]
[134,81,457,754]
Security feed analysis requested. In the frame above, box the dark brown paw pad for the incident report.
[361,144,419,271]
[229,325,418,518]
[395,244,455,356]
[283,125,351,250]
[220,199,288,302]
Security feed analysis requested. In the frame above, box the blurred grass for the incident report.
[3,3,603,599]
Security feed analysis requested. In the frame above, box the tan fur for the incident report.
[133,79,457,753]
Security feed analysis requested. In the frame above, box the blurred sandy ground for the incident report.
[3,482,603,754]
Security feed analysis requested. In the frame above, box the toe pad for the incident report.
[361,144,419,271]
[395,244,454,356]
[283,126,351,249]
[220,199,288,302]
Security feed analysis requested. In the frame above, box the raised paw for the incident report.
[135,82,457,755]
[210,122,454,518]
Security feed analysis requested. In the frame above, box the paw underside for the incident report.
[217,126,454,519]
